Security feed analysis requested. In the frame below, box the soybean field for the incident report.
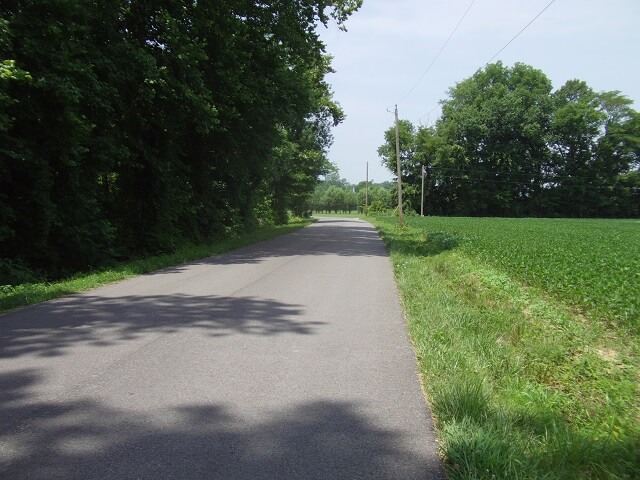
[418,217,639,331]
[371,215,639,480]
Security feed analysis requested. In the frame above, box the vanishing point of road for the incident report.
[0,218,445,479]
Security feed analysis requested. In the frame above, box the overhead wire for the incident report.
[418,104,441,125]
[396,0,477,105]
[485,0,557,65]
[429,174,627,192]
[414,0,558,124]
[426,166,630,192]
[389,2,620,195]
[429,166,598,181]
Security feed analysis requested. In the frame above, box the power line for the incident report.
[418,104,441,124]
[429,165,624,189]
[397,0,477,105]
[414,0,557,124]
[430,174,627,192]
[486,0,557,65]
[429,166,603,182]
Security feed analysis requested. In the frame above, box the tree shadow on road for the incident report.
[154,219,389,273]
[0,371,446,480]
[0,293,318,359]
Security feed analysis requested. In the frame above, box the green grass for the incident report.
[0,219,313,313]
[369,215,639,480]
[420,217,640,332]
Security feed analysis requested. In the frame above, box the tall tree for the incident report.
[548,82,639,216]
[0,0,362,281]
[435,62,553,216]
[547,80,605,216]
[377,119,422,211]
[379,62,640,218]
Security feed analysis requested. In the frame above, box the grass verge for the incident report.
[370,215,639,480]
[0,219,313,313]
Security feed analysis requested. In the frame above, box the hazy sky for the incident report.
[318,0,640,184]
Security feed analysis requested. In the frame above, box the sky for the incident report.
[317,0,640,184]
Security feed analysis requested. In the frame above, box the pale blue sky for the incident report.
[319,0,640,184]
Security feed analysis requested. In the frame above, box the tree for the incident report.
[379,62,640,218]
[378,119,417,177]
[546,80,605,216]
[0,0,363,282]
[323,171,351,189]
[435,62,554,216]
[378,119,425,212]
[322,186,346,213]
[356,181,392,212]
[548,82,639,216]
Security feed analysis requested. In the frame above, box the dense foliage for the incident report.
[0,0,361,282]
[419,217,639,330]
[379,62,640,217]
[373,215,639,479]
[310,171,393,213]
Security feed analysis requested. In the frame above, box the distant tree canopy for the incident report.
[379,62,640,218]
[0,0,362,282]
[310,171,392,213]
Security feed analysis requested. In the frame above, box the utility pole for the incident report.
[394,105,403,227]
[365,161,369,217]
[421,165,426,217]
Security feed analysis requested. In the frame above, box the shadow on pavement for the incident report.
[155,218,388,273]
[0,371,444,480]
[0,294,317,359]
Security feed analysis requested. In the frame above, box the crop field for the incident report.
[370,215,639,480]
[419,217,640,331]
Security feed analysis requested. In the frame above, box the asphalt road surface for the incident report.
[0,218,445,480]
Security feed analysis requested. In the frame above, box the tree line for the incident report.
[379,62,640,218]
[310,172,393,214]
[0,0,362,283]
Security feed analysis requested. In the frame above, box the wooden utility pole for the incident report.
[394,105,403,226]
[421,165,426,217]
[365,161,369,217]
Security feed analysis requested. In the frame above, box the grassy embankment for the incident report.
[369,215,639,480]
[0,219,313,313]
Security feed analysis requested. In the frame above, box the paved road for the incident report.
[0,218,445,480]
